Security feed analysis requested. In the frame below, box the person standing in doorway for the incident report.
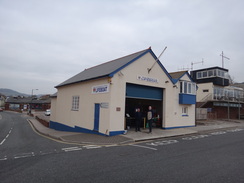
[147,106,153,133]
[135,108,142,132]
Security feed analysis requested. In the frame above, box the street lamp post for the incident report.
[29,89,38,114]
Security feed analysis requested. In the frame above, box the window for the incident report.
[72,96,79,111]
[197,72,202,79]
[180,81,196,95]
[217,69,227,78]
[203,89,209,92]
[202,71,207,78]
[208,70,213,77]
[180,82,183,93]
[197,69,228,79]
[182,107,188,116]
[184,82,187,94]
[188,83,192,94]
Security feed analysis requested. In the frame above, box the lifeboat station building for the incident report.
[50,48,196,136]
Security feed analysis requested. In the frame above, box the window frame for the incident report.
[71,96,80,111]
[180,81,196,95]
[197,69,228,79]
[197,72,202,79]
[182,106,188,116]
[202,71,208,78]
[208,70,213,77]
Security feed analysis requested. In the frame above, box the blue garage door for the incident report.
[126,83,163,100]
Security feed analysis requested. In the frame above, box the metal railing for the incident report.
[200,93,244,103]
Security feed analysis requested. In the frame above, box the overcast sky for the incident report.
[0,0,243,95]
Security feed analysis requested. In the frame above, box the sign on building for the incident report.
[137,75,158,83]
[92,84,109,94]
[100,102,109,108]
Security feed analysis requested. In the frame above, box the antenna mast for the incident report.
[220,51,230,68]
[191,59,204,70]
[148,46,167,73]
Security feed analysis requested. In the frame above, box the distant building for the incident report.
[191,66,244,119]
[5,96,51,111]
[50,48,197,136]
[0,94,6,108]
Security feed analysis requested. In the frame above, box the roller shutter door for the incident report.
[126,83,163,100]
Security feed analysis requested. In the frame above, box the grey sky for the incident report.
[0,0,243,95]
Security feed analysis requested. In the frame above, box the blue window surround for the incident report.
[179,93,196,104]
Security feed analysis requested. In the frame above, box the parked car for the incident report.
[44,109,51,116]
[0,108,3,112]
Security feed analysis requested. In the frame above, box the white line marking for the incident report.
[146,140,179,146]
[130,144,157,151]
[0,156,7,161]
[83,145,102,149]
[62,147,82,152]
[14,152,35,159]
[0,138,6,145]
[0,128,13,145]
[227,128,244,132]
[62,148,82,152]
[210,131,226,135]
[62,146,80,150]
[40,151,54,155]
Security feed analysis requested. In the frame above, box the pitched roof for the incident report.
[56,48,151,88]
[56,47,176,88]
[169,70,193,83]
[169,71,188,80]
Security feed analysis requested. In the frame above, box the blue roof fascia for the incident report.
[108,49,150,77]
[148,49,175,84]
[171,78,178,83]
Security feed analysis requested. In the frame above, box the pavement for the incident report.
[25,112,244,146]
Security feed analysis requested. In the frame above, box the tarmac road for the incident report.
[1,111,244,183]
[0,111,79,160]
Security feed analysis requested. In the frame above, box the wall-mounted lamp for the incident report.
[173,85,178,88]
[165,81,169,83]
[108,77,112,84]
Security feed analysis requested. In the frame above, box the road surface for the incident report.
[1,111,244,183]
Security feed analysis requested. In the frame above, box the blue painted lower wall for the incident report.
[49,121,125,136]
[163,125,196,130]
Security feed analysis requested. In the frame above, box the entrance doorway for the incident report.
[93,103,100,132]
[125,98,163,129]
[125,83,163,130]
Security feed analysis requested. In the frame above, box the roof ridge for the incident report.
[84,48,150,71]
[169,70,188,74]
